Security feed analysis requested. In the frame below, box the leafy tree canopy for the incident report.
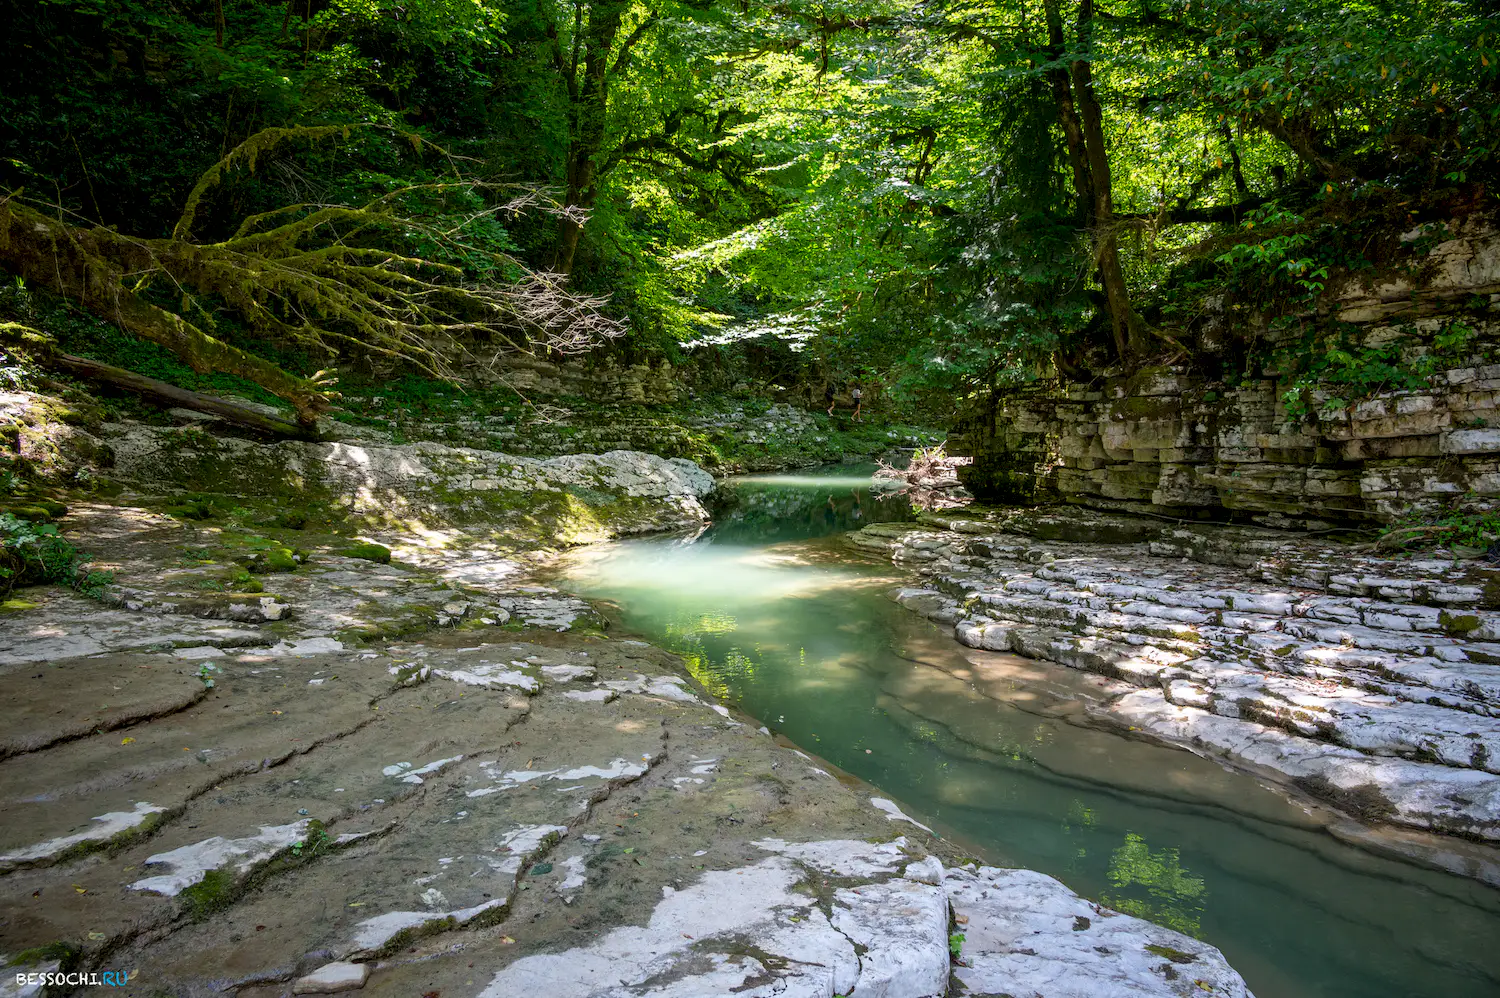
[0,0,1493,417]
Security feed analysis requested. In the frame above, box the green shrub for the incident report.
[0,513,110,596]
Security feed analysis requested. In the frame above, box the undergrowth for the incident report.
[1275,320,1483,420]
[1374,505,1500,553]
[0,513,111,596]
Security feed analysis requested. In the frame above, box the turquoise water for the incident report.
[553,468,1500,998]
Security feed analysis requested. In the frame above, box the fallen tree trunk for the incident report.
[53,353,321,441]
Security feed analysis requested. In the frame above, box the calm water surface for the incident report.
[552,467,1500,998]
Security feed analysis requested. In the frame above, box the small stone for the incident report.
[292,961,370,994]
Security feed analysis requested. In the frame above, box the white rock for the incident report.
[753,837,908,878]
[541,664,596,682]
[131,821,309,896]
[0,802,164,871]
[346,899,503,956]
[477,853,858,998]
[557,854,588,894]
[172,646,227,660]
[269,637,345,657]
[904,856,944,885]
[831,878,950,998]
[0,960,59,997]
[563,688,619,703]
[492,824,568,873]
[948,865,1252,997]
[432,664,538,691]
[602,673,703,703]
[292,961,370,994]
[871,797,934,833]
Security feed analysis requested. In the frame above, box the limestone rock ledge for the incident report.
[949,223,1500,525]
[0,499,1253,998]
[100,421,716,538]
[478,841,1250,998]
[850,510,1500,842]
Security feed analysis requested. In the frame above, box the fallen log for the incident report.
[53,353,322,441]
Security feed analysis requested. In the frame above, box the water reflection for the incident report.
[1104,831,1208,938]
[552,468,1500,998]
[707,468,913,542]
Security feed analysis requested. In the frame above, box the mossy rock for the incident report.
[342,542,391,564]
[6,940,80,970]
[179,867,237,920]
[244,547,305,574]
[1145,944,1199,964]
[164,501,217,520]
[226,568,264,593]
[1,504,55,522]
[1439,610,1482,636]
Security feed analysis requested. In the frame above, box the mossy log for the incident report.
[0,201,327,424]
[52,354,320,440]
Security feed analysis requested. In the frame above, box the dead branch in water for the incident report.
[875,442,971,510]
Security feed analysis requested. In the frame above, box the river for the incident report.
[551,466,1500,998]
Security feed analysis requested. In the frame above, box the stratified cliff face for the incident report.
[951,221,1500,526]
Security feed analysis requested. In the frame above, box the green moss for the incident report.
[1,596,39,611]
[180,867,237,920]
[2,504,53,522]
[1145,944,1199,964]
[6,940,80,969]
[334,604,440,644]
[392,663,428,685]
[245,546,303,573]
[226,568,264,593]
[1438,611,1482,636]
[342,542,391,563]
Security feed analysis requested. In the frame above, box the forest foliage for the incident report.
[0,0,1494,415]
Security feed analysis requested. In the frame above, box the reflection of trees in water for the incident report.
[711,483,914,543]
[665,609,738,636]
[1102,832,1208,938]
[1059,804,1206,937]
[657,611,760,702]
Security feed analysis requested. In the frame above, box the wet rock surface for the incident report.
[0,488,1253,996]
[850,506,1500,842]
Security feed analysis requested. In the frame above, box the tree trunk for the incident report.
[0,202,324,423]
[552,0,630,275]
[1067,0,1145,362]
[1042,0,1094,224]
[53,354,321,440]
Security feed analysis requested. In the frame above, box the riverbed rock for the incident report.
[853,507,1500,841]
[292,961,370,994]
[0,494,1259,998]
[100,424,716,538]
[948,865,1251,998]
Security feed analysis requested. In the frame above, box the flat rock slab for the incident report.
[0,654,388,861]
[293,961,370,994]
[0,589,266,666]
[948,865,1251,998]
[0,653,207,759]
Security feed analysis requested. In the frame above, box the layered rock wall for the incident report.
[951,222,1500,525]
